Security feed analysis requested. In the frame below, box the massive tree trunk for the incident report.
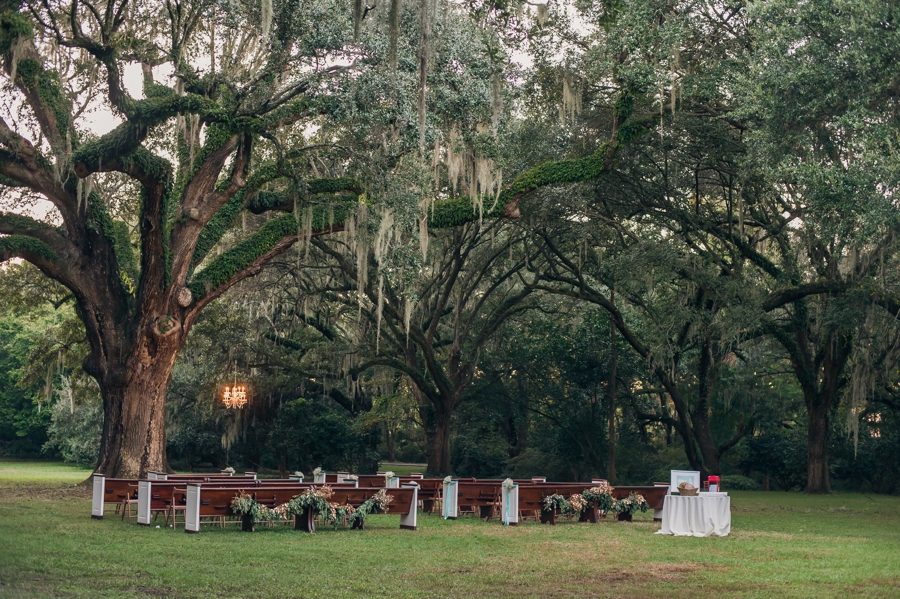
[87,309,189,478]
[94,361,174,478]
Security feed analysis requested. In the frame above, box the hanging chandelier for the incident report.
[222,364,248,409]
[222,385,248,409]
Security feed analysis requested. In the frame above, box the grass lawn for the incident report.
[0,461,897,598]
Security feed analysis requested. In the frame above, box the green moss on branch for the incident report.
[0,234,58,262]
[189,204,351,299]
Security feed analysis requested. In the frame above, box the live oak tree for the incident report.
[0,0,662,477]
[0,0,382,477]
[718,0,900,492]
[306,220,541,475]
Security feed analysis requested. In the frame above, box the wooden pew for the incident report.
[183,484,418,533]
[513,483,597,524]
[90,474,253,519]
[147,471,257,481]
[406,478,443,512]
[353,476,443,512]
[134,479,348,526]
[509,483,669,525]
[444,480,544,519]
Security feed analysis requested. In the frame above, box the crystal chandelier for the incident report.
[222,365,248,409]
[222,385,248,409]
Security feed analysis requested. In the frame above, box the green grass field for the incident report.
[0,461,897,599]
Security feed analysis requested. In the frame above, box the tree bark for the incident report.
[386,426,396,462]
[693,339,721,477]
[806,398,831,494]
[93,334,183,478]
[424,407,452,476]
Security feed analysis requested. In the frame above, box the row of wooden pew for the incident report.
[91,473,424,532]
[441,479,668,525]
[90,472,668,533]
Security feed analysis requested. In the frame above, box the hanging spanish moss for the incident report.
[419,203,429,259]
[404,297,412,342]
[536,2,549,26]
[446,127,465,195]
[491,70,503,133]
[417,0,439,154]
[389,0,401,73]
[432,136,442,188]
[303,205,314,258]
[376,274,384,353]
[559,73,582,125]
[261,0,273,39]
[374,207,395,265]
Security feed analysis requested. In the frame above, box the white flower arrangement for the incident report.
[293,471,304,478]
[443,475,453,484]
[223,467,235,473]
[502,478,516,490]
[383,471,395,479]
[313,467,324,476]
[347,474,359,481]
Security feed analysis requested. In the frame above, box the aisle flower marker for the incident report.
[612,492,649,522]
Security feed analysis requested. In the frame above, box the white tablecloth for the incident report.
[655,495,731,537]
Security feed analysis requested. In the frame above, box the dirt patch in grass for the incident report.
[0,484,91,500]
[127,586,180,597]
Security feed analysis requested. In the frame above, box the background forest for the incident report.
[1,0,899,494]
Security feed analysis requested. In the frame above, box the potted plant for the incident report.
[612,492,649,522]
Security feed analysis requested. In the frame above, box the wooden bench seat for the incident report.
[512,484,668,525]
[133,479,357,526]
[183,484,418,533]
[92,474,295,520]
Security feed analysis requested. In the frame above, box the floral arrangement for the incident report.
[612,492,649,516]
[502,478,516,490]
[230,491,288,523]
[443,475,453,484]
[293,471,304,478]
[383,471,395,481]
[346,489,394,528]
[567,493,587,513]
[581,485,616,512]
[543,493,573,514]
[223,467,235,474]
[313,467,324,476]
[286,485,334,521]
[347,474,359,481]
[285,486,394,530]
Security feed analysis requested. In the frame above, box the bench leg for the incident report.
[294,508,316,533]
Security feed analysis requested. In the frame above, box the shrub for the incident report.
[44,397,102,466]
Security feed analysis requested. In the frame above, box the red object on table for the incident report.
[706,475,721,491]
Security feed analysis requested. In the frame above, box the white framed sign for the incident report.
[670,470,700,494]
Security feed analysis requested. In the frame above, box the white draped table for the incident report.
[655,493,731,537]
